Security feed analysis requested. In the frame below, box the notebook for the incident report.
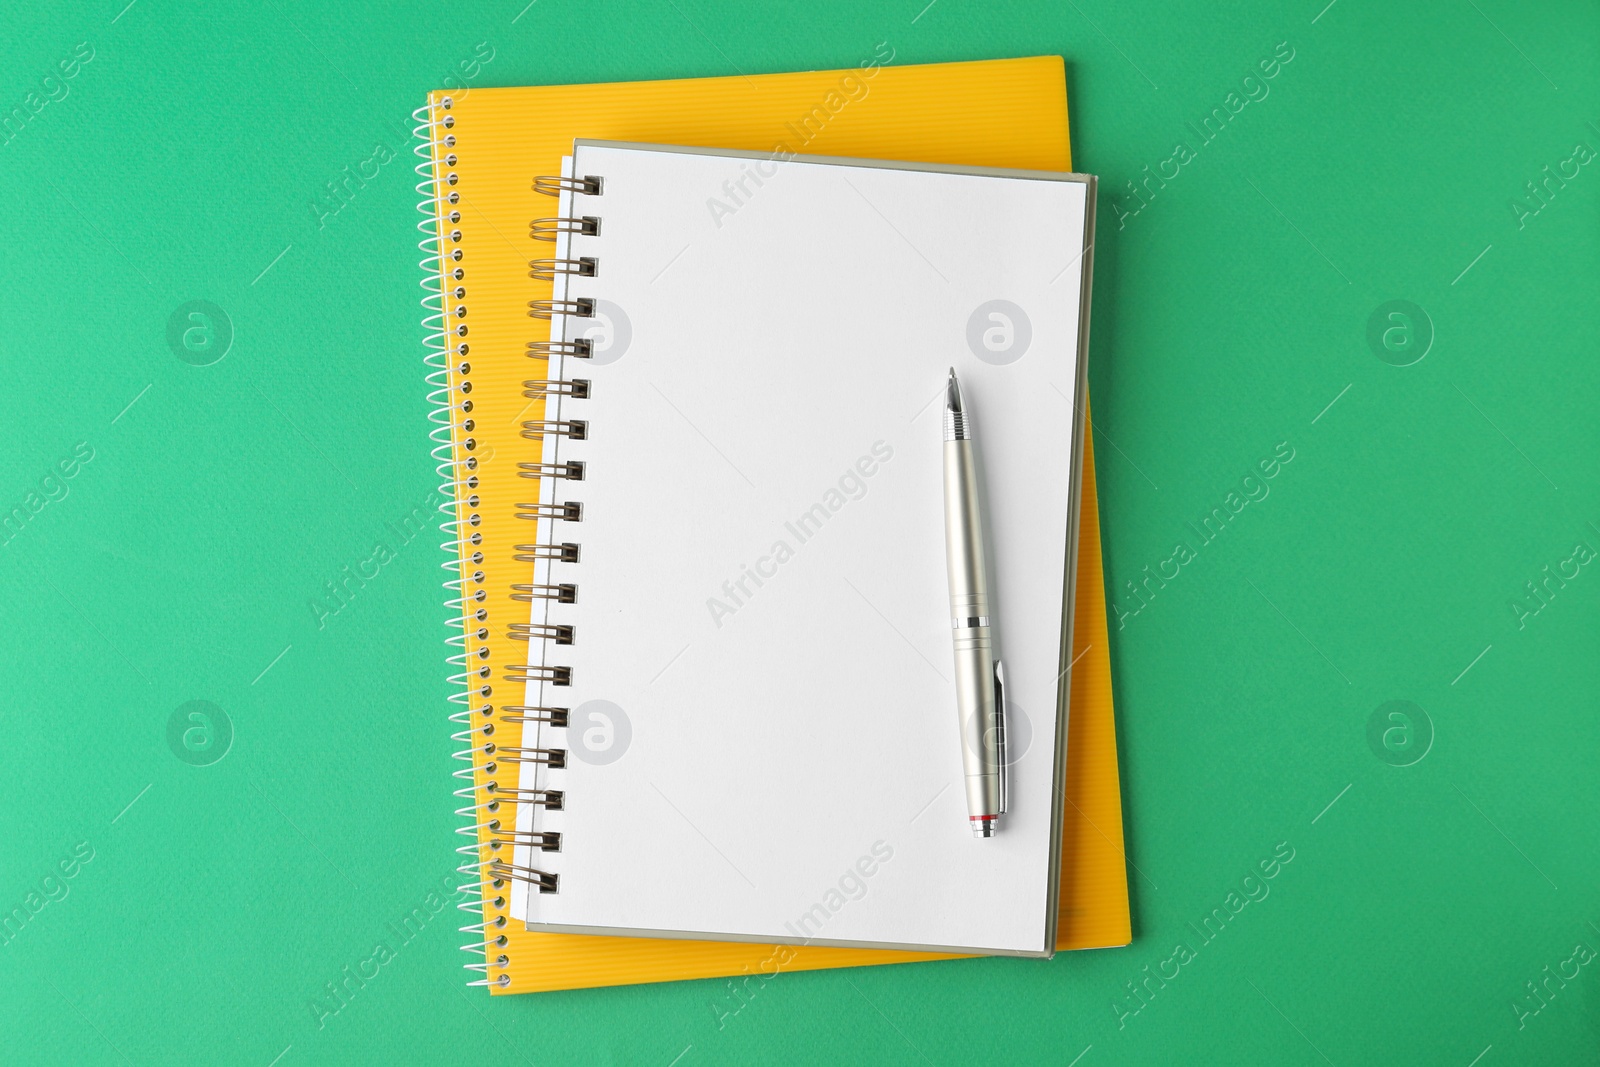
[508,141,1093,958]
[415,56,1130,991]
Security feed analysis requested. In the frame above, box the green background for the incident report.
[2,0,1597,1063]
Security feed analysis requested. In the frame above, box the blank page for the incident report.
[512,141,1092,955]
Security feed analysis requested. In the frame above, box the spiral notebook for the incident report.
[509,142,1094,958]
[416,56,1130,992]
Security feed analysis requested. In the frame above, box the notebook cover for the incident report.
[419,54,1129,994]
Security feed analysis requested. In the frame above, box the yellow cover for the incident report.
[418,54,1129,994]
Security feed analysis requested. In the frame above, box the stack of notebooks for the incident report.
[414,55,1129,993]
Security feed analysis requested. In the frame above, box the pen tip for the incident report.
[945,370,962,414]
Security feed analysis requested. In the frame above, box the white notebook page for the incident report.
[510,142,1092,955]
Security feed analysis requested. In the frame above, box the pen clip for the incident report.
[993,659,1008,815]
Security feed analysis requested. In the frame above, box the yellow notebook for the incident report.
[415,55,1129,993]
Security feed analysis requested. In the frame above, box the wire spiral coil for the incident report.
[512,543,580,564]
[520,419,588,442]
[533,174,602,197]
[517,460,585,480]
[529,297,594,320]
[522,379,591,400]
[530,257,597,281]
[418,95,602,987]
[510,580,578,600]
[530,215,600,241]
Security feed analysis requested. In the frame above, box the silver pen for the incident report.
[942,368,1006,838]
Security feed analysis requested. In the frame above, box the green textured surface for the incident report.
[2,1,1597,1063]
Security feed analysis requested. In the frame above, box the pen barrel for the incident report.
[943,439,1002,825]
[952,623,1002,821]
[942,441,989,619]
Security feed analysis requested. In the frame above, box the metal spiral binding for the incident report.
[528,297,594,320]
[493,745,569,767]
[510,580,577,601]
[416,92,510,988]
[520,419,588,442]
[485,782,565,807]
[517,460,585,480]
[508,622,575,644]
[418,97,604,990]
[495,828,564,850]
[530,257,597,281]
[500,705,571,725]
[530,215,600,241]
[504,664,572,685]
[420,135,603,986]
[522,379,591,399]
[469,170,602,949]
[489,860,559,894]
[512,543,580,564]
[527,339,593,360]
[533,174,602,196]
[515,501,582,523]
